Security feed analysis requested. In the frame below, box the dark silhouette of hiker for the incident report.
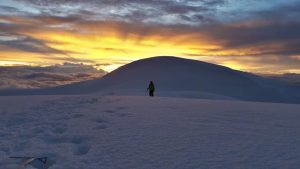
[147,81,155,97]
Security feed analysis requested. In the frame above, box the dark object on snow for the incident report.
[10,156,47,169]
[147,81,155,97]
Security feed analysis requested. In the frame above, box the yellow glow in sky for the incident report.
[7,27,224,72]
[1,17,298,74]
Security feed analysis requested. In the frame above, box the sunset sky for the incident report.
[0,0,300,73]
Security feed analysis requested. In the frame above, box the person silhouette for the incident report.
[147,81,155,97]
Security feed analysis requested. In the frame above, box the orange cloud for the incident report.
[1,15,300,73]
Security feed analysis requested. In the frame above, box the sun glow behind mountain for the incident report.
[0,17,223,72]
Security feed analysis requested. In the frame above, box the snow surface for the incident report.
[1,94,300,169]
[1,56,299,103]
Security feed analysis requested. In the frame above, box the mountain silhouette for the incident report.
[0,56,299,103]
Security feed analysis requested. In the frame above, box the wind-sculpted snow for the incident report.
[0,95,300,169]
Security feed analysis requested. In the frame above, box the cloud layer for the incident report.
[0,63,106,89]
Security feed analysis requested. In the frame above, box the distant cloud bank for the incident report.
[263,73,300,85]
[0,63,106,89]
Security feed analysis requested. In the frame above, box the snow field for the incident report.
[0,95,300,169]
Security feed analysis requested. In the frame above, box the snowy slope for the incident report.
[0,56,299,103]
[1,95,300,169]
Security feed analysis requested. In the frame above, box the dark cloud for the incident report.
[0,5,35,16]
[162,2,210,14]
[263,73,300,85]
[0,20,92,63]
[202,0,225,6]
[254,1,300,21]
[0,5,19,13]
[11,0,225,25]
[0,33,64,54]
[201,20,300,56]
[0,63,106,89]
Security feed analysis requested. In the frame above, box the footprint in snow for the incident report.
[103,109,116,114]
[72,114,84,119]
[117,113,130,117]
[42,135,91,156]
[93,124,108,130]
[73,142,91,155]
[93,118,108,124]
[52,126,67,134]
[70,136,91,156]
[116,106,127,110]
